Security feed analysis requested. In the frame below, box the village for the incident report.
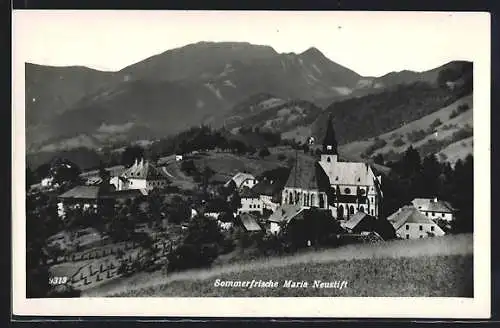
[26,116,465,297]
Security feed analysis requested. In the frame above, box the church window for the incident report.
[419,225,423,231]
[406,225,409,230]
[335,176,339,181]
[357,177,360,182]
[327,157,331,163]
[337,205,344,219]
[311,194,315,206]
[442,213,445,217]
[359,206,364,212]
[345,188,351,194]
[406,234,409,239]
[319,194,325,208]
[349,205,355,214]
[289,192,293,204]
[370,209,374,215]
[431,226,435,231]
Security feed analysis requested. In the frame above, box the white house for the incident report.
[41,176,54,188]
[225,172,258,190]
[411,198,455,222]
[281,115,383,220]
[237,188,264,215]
[387,205,445,240]
[252,178,282,212]
[175,155,183,161]
[110,158,170,191]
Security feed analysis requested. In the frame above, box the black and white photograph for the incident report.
[12,10,490,318]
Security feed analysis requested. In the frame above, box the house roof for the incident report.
[267,205,304,223]
[285,156,325,190]
[411,198,454,213]
[121,158,170,180]
[387,205,438,230]
[252,178,284,197]
[226,172,256,188]
[341,211,374,230]
[100,189,148,199]
[318,160,378,187]
[240,213,262,232]
[240,187,259,199]
[58,186,101,199]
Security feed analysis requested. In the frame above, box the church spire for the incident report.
[323,114,338,155]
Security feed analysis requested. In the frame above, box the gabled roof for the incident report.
[267,205,304,223]
[387,205,438,230]
[341,211,374,230]
[318,160,377,186]
[240,213,262,232]
[121,159,170,180]
[252,178,284,197]
[412,198,454,213]
[226,172,256,188]
[58,186,100,199]
[240,187,259,199]
[285,156,326,190]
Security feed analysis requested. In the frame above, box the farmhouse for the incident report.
[340,212,378,234]
[238,188,264,215]
[281,115,383,219]
[411,197,455,222]
[110,158,170,191]
[387,205,445,239]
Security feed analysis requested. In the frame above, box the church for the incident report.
[281,115,383,220]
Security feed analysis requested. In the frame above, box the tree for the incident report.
[373,153,384,166]
[258,147,271,158]
[121,145,145,167]
[51,160,82,185]
[26,167,34,190]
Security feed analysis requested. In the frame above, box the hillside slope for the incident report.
[83,233,473,297]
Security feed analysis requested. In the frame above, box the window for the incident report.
[442,213,445,217]
[349,205,355,215]
[419,235,423,239]
[425,212,428,216]
[419,225,423,231]
[406,225,409,230]
[432,212,435,216]
[431,226,435,231]
[359,206,364,213]
[311,194,315,207]
[406,234,409,239]
[371,209,374,215]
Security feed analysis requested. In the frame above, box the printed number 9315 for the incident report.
[49,276,68,285]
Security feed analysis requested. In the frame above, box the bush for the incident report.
[429,118,442,130]
[277,154,287,161]
[393,137,405,147]
[406,129,427,143]
[449,110,459,119]
[364,138,387,156]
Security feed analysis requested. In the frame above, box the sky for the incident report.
[13,10,489,77]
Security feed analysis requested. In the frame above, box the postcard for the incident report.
[12,10,491,318]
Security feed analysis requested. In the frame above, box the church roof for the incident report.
[387,205,437,230]
[285,156,327,190]
[412,198,454,213]
[323,114,338,154]
[121,159,170,180]
[318,160,377,186]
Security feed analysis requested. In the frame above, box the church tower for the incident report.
[321,114,338,164]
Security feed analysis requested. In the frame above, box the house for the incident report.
[41,176,54,188]
[387,205,445,240]
[411,197,455,222]
[225,172,258,190]
[239,213,262,232]
[238,188,264,215]
[58,186,102,212]
[203,198,229,220]
[175,155,183,161]
[217,212,236,230]
[340,212,377,234]
[281,115,383,220]
[252,178,283,212]
[110,158,170,191]
[267,205,305,234]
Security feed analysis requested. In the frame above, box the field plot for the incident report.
[85,233,473,297]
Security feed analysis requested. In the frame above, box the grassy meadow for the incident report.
[85,233,473,298]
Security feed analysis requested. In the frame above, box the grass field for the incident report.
[84,233,473,298]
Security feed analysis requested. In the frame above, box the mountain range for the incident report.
[25,41,472,154]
